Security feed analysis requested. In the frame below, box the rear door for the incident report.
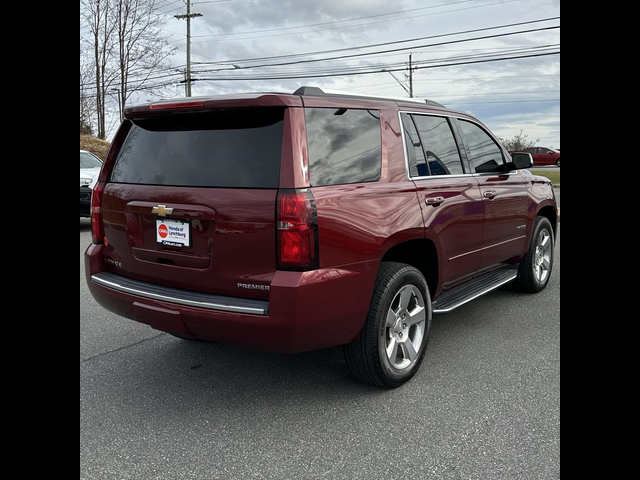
[100,108,286,300]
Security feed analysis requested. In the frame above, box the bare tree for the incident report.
[499,129,540,152]
[113,0,176,119]
[80,49,96,135]
[81,0,118,139]
[81,0,176,138]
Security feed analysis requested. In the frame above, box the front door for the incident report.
[454,118,530,271]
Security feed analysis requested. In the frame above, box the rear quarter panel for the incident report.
[309,107,424,270]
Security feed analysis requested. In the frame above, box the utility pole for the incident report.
[383,52,417,98]
[175,2,202,97]
[409,53,413,98]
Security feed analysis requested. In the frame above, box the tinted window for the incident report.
[412,115,463,175]
[458,120,504,174]
[110,109,284,188]
[400,113,427,177]
[305,108,381,186]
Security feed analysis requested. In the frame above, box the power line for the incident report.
[192,16,560,65]
[191,43,559,76]
[188,44,558,80]
[192,51,560,82]
[80,17,559,98]
[189,0,482,39]
[81,20,560,88]
[185,0,521,45]
[153,0,182,10]
[196,26,560,72]
[81,42,559,90]
[158,5,186,15]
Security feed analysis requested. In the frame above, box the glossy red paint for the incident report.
[100,183,278,300]
[86,243,376,352]
[86,91,557,354]
[279,107,309,189]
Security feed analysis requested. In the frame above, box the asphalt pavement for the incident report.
[80,220,560,479]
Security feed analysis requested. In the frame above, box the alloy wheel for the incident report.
[385,284,427,370]
[534,229,552,283]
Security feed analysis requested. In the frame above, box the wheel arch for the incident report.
[379,238,439,300]
[537,205,558,239]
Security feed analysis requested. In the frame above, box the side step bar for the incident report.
[432,267,518,314]
[91,271,269,315]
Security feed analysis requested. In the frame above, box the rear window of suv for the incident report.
[305,108,381,186]
[110,108,284,188]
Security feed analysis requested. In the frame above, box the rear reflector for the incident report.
[276,189,318,270]
[91,182,105,244]
[149,101,205,110]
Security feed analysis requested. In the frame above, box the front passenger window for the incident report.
[458,120,505,174]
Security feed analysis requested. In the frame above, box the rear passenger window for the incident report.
[458,120,505,174]
[305,108,381,186]
[411,115,464,176]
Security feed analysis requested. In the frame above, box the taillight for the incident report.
[277,189,319,270]
[91,182,105,244]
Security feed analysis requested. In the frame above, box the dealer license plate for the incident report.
[156,218,191,248]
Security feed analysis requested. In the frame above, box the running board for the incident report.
[432,267,518,314]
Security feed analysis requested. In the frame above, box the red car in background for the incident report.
[521,147,560,167]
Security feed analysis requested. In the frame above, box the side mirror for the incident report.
[508,152,533,170]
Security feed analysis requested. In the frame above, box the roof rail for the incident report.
[292,86,445,108]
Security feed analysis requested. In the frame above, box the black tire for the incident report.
[556,158,560,167]
[515,216,554,293]
[343,262,432,388]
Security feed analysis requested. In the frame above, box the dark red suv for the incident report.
[85,87,557,388]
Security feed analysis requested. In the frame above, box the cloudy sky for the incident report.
[92,0,560,146]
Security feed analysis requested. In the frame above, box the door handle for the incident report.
[425,196,445,206]
[483,191,498,200]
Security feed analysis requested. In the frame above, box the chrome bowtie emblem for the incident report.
[152,205,173,216]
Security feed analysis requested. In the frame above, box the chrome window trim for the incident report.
[398,110,518,180]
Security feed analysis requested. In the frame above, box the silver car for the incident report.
[80,150,102,217]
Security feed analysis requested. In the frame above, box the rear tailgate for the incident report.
[99,107,285,300]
